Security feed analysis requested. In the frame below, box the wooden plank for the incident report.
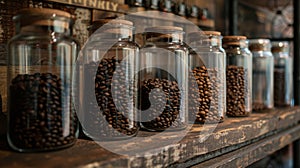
[45,0,129,13]
[191,124,300,168]
[0,107,299,167]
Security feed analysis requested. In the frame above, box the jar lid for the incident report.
[15,8,71,18]
[249,39,271,51]
[223,36,247,40]
[14,8,73,29]
[144,26,184,42]
[271,41,289,53]
[203,31,221,36]
[109,19,133,26]
[223,36,247,46]
[145,26,183,32]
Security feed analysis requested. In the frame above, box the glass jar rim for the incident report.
[203,31,221,36]
[144,26,183,33]
[271,41,289,53]
[223,35,247,41]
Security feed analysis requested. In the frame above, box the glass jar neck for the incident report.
[91,24,133,42]
[144,32,183,44]
[190,35,222,48]
[271,42,289,54]
[223,39,248,49]
[249,39,271,52]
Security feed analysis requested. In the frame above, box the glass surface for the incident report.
[187,31,226,123]
[138,27,189,131]
[223,37,252,117]
[7,9,79,152]
[79,21,139,140]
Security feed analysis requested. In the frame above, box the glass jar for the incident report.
[271,41,293,107]
[187,31,226,124]
[138,26,188,131]
[150,0,159,9]
[7,8,79,152]
[79,19,139,140]
[249,39,274,111]
[223,36,252,117]
[159,0,172,12]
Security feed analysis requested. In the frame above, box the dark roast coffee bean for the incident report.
[189,66,224,123]
[137,78,185,131]
[226,65,250,117]
[84,57,138,139]
[274,69,289,106]
[9,73,77,150]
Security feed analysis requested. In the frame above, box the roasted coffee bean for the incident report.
[9,73,77,150]
[84,57,138,139]
[252,103,266,111]
[226,65,250,117]
[274,69,289,106]
[137,78,184,131]
[189,66,224,123]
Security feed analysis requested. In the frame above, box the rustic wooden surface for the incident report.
[0,107,300,167]
[191,124,300,168]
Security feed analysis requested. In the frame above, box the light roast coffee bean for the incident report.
[226,65,250,117]
[9,73,77,150]
[189,66,224,123]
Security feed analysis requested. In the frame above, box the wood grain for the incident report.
[0,107,299,167]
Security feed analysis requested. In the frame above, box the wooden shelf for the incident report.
[0,107,300,167]
[45,0,215,29]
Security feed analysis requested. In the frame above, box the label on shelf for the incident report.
[45,0,127,12]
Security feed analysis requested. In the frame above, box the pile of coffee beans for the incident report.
[9,73,77,150]
[138,78,184,131]
[84,57,138,139]
[274,69,286,106]
[189,66,224,124]
[226,65,250,117]
[252,103,266,111]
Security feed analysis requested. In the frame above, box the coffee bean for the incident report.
[84,57,138,139]
[9,73,77,150]
[136,78,185,131]
[226,65,250,117]
[189,66,224,123]
[274,69,290,106]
